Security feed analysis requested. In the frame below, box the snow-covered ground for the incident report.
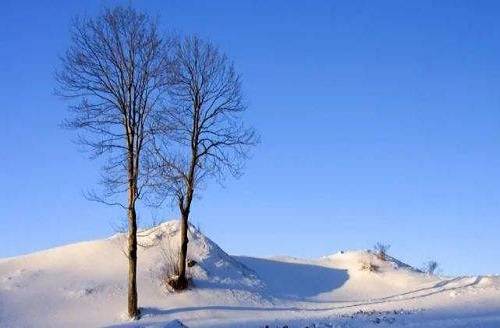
[1,221,499,327]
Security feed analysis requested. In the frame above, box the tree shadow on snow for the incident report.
[235,256,349,299]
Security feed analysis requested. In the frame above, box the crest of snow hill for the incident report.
[131,221,266,292]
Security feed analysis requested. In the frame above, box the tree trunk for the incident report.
[177,210,189,290]
[175,106,197,290]
[127,174,139,318]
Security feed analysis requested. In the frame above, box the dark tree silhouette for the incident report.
[150,36,258,290]
[55,7,171,318]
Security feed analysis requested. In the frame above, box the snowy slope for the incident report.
[0,220,499,327]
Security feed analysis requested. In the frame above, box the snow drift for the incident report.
[1,220,499,327]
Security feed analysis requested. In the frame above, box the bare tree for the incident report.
[55,7,171,318]
[150,36,258,290]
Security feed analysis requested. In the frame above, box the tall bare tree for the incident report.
[150,36,258,290]
[55,7,170,318]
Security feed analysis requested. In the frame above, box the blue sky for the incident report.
[2,0,500,275]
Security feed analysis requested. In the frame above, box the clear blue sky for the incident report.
[2,0,500,276]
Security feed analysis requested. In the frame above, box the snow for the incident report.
[1,220,499,327]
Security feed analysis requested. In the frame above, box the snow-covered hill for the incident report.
[1,221,499,327]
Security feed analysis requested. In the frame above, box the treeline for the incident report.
[55,6,257,319]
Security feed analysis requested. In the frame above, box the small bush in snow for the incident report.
[158,239,192,291]
[192,222,202,234]
[373,242,391,261]
[422,260,439,275]
[360,260,379,272]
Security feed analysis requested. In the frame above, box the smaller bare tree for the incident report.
[150,35,258,290]
[373,242,391,261]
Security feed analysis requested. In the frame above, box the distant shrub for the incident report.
[422,260,439,275]
[373,242,391,261]
[192,222,202,234]
[360,260,380,272]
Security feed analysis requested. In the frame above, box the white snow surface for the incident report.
[1,220,499,327]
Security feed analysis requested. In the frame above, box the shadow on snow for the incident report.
[235,256,349,299]
[103,262,487,327]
